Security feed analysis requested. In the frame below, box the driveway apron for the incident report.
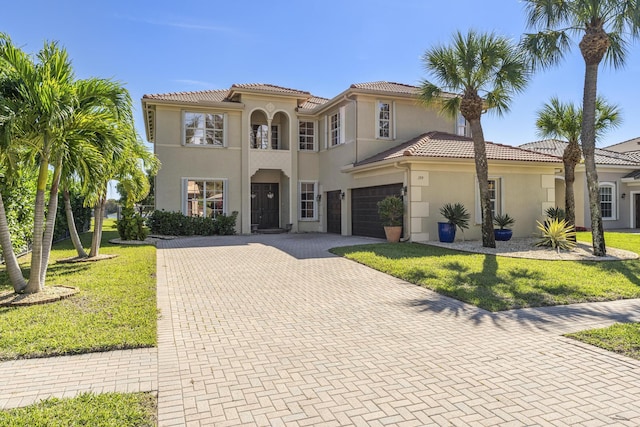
[156,234,640,426]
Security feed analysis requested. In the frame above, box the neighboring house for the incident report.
[521,139,640,229]
[142,81,561,241]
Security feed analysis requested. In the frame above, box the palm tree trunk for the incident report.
[0,192,27,292]
[25,158,49,293]
[89,197,106,257]
[469,118,496,248]
[64,188,88,258]
[563,140,580,242]
[39,161,63,286]
[581,61,606,256]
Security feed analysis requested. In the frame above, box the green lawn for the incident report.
[0,392,156,427]
[567,323,640,360]
[330,232,640,311]
[0,221,157,360]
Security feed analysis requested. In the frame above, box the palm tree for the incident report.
[86,121,159,258]
[419,30,530,248]
[0,35,133,292]
[522,0,640,256]
[535,97,620,234]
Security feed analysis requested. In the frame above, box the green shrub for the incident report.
[536,218,576,252]
[116,208,149,241]
[216,211,239,235]
[377,196,404,226]
[493,213,515,230]
[545,206,566,222]
[147,210,238,236]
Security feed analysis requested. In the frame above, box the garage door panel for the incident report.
[352,183,402,238]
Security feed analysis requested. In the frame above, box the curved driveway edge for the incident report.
[156,234,640,426]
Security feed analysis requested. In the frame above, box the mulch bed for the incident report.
[0,285,79,307]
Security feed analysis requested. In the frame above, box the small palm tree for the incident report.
[522,0,640,256]
[535,97,621,234]
[420,30,530,248]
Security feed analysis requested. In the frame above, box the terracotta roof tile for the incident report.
[142,89,230,103]
[350,81,420,95]
[355,132,561,167]
[299,96,329,109]
[230,83,311,96]
[604,136,640,151]
[521,139,640,166]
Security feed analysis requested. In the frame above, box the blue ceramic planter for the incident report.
[494,229,513,241]
[438,222,456,243]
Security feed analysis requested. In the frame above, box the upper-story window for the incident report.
[251,124,269,149]
[299,121,315,151]
[184,112,225,146]
[457,112,469,137]
[330,112,341,146]
[271,125,279,149]
[251,124,280,149]
[377,101,392,139]
[599,182,616,220]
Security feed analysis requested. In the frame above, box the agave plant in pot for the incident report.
[438,203,469,243]
[377,195,404,242]
[493,213,515,241]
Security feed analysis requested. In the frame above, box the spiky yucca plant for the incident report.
[536,218,576,253]
[440,203,470,240]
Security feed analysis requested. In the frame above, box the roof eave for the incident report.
[141,98,245,110]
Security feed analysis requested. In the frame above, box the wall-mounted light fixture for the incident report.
[622,192,627,199]
[340,192,345,200]
[400,186,408,197]
[316,194,322,202]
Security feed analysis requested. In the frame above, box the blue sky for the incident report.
[4,0,640,150]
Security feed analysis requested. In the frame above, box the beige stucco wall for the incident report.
[403,161,557,242]
[153,106,244,228]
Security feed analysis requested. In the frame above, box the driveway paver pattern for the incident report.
[156,234,640,426]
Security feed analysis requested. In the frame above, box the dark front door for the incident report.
[251,183,279,229]
[352,183,403,238]
[635,194,640,228]
[327,190,342,234]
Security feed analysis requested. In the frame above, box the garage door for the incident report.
[351,183,403,238]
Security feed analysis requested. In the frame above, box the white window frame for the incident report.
[299,181,318,221]
[475,177,503,224]
[599,182,617,220]
[182,178,228,218]
[298,120,315,151]
[376,100,393,140]
[182,111,227,147]
[329,106,346,147]
[456,112,469,137]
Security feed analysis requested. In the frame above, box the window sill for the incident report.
[183,144,226,148]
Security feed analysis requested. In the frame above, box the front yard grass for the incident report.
[0,392,156,427]
[330,232,640,312]
[566,323,640,360]
[0,221,157,360]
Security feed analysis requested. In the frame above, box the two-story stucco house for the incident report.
[142,81,561,241]
[521,139,640,229]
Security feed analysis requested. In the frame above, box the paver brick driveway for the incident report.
[157,233,640,426]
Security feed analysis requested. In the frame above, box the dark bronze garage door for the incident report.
[351,183,403,238]
[327,190,342,234]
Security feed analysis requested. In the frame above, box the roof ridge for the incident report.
[143,88,229,99]
[230,82,311,95]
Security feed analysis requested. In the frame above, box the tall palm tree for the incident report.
[419,30,530,248]
[536,97,621,234]
[86,120,158,258]
[0,35,132,292]
[522,0,640,256]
